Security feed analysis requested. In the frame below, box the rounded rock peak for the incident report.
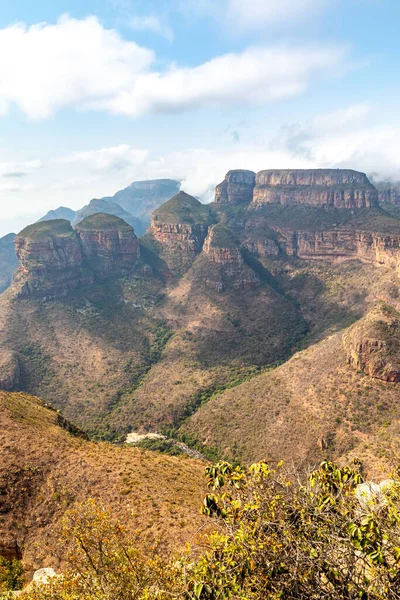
[17,218,75,241]
[75,212,134,231]
[152,191,211,225]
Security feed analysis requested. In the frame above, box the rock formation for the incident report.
[252,169,378,208]
[198,224,259,292]
[343,303,400,382]
[76,213,140,275]
[215,170,256,205]
[151,191,212,275]
[14,219,93,299]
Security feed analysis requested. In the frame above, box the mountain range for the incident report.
[3,167,400,578]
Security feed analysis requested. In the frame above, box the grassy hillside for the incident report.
[181,322,400,475]
[0,391,206,576]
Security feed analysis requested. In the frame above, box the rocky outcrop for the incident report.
[198,224,259,292]
[14,219,93,299]
[343,304,400,382]
[252,169,378,208]
[151,191,212,274]
[0,350,20,390]
[76,213,140,276]
[215,170,256,205]
[265,228,400,267]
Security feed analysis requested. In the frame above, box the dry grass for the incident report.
[0,391,207,577]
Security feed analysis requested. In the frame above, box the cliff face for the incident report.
[14,215,140,299]
[76,213,140,275]
[199,224,259,292]
[14,220,92,299]
[252,169,378,208]
[343,304,400,382]
[215,170,256,205]
[151,191,212,274]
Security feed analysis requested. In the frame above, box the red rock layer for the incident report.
[215,170,256,206]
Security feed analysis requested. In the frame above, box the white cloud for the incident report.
[129,15,174,41]
[0,159,42,177]
[97,44,348,116]
[62,145,149,173]
[0,14,348,120]
[0,15,153,119]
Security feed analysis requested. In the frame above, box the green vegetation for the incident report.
[206,224,237,248]
[133,437,184,456]
[75,212,133,231]
[153,191,212,225]
[249,204,400,233]
[16,219,74,240]
[19,459,400,599]
[0,558,23,593]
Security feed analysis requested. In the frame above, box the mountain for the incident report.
[3,167,400,474]
[38,206,76,223]
[72,198,146,235]
[0,390,205,573]
[103,179,181,225]
[0,233,18,294]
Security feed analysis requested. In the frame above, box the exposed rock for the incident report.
[197,224,259,292]
[0,350,20,391]
[76,213,140,276]
[39,207,76,223]
[252,169,378,208]
[0,233,18,294]
[73,198,145,235]
[0,541,22,561]
[343,303,400,382]
[14,220,93,300]
[215,170,256,205]
[151,191,212,274]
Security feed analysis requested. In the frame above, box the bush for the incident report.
[20,460,400,599]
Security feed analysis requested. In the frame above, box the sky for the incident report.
[0,0,400,235]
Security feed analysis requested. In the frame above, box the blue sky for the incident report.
[0,0,399,235]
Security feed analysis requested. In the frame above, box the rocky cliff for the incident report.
[252,169,378,208]
[151,191,212,274]
[242,206,400,268]
[199,224,259,292]
[215,170,256,205]
[14,220,93,299]
[76,213,140,275]
[343,303,400,382]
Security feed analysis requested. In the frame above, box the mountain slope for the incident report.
[0,391,205,574]
[0,233,18,294]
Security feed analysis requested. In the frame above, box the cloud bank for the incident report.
[0,15,348,120]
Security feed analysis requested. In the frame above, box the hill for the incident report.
[38,207,76,223]
[72,198,145,235]
[0,233,18,294]
[0,391,206,575]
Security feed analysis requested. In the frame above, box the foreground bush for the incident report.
[21,460,400,599]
